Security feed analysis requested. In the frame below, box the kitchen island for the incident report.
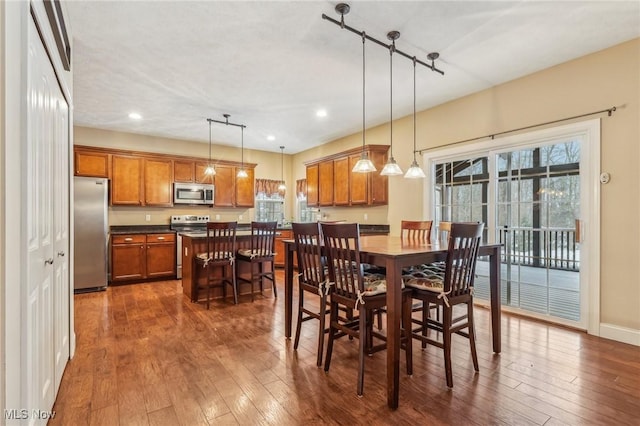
[180,231,264,302]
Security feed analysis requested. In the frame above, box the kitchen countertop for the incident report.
[110,223,389,235]
[110,225,173,235]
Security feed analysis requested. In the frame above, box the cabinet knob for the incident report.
[57,251,65,257]
[45,258,54,265]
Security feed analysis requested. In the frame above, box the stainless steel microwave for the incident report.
[174,183,214,205]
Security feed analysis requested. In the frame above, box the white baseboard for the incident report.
[599,323,640,346]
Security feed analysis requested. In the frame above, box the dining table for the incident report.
[282,234,502,410]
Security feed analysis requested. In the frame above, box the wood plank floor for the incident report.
[51,272,640,425]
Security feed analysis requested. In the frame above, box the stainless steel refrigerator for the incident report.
[74,176,108,292]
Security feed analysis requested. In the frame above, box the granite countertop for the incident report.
[110,223,389,235]
[110,225,174,235]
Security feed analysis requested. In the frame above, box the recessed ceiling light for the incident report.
[128,112,142,120]
[316,109,327,118]
[267,135,276,141]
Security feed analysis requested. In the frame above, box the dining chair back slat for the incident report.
[401,220,433,243]
[320,223,362,298]
[445,222,483,297]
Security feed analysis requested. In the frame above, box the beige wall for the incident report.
[293,38,640,331]
[74,126,296,224]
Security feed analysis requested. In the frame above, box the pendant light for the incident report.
[380,31,403,176]
[204,119,216,176]
[278,146,286,191]
[404,56,426,179]
[237,125,248,178]
[352,31,376,173]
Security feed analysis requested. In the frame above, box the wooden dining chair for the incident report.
[321,222,413,396]
[236,221,278,301]
[401,220,433,243]
[292,222,329,367]
[405,222,484,388]
[438,221,452,244]
[398,219,437,332]
[194,221,238,309]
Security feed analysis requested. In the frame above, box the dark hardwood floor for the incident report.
[51,272,640,425]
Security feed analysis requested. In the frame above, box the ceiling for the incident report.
[65,1,640,154]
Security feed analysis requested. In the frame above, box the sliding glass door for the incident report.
[427,121,598,329]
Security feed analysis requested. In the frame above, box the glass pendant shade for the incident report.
[352,152,376,173]
[278,182,286,191]
[404,159,426,179]
[237,168,248,178]
[380,156,403,176]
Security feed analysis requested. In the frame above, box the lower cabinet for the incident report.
[274,229,295,268]
[111,233,176,282]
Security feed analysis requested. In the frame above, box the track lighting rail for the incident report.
[322,5,445,76]
[207,114,246,129]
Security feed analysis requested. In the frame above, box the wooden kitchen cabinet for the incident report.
[274,229,296,268]
[213,165,235,207]
[111,233,176,283]
[306,164,319,207]
[111,155,143,205]
[174,160,195,182]
[195,161,215,184]
[305,145,389,207]
[235,167,255,207]
[349,153,368,205]
[144,158,173,206]
[318,161,334,206]
[333,157,350,206]
[146,233,176,278]
[74,149,110,177]
[111,234,146,281]
[368,149,388,205]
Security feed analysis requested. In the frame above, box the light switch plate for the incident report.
[145,214,151,222]
[215,214,221,220]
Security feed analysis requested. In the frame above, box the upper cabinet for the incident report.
[213,165,235,207]
[144,158,173,206]
[305,145,389,207]
[74,149,110,178]
[74,146,256,208]
[235,167,255,207]
[333,157,350,206]
[174,160,195,182]
[306,164,319,207]
[318,161,334,206]
[111,155,143,205]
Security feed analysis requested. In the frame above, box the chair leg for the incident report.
[443,307,453,388]
[357,308,366,396]
[317,295,327,367]
[468,301,479,372]
[271,266,277,298]
[324,301,338,373]
[421,300,428,349]
[403,294,413,376]
[293,289,304,350]
[231,264,238,305]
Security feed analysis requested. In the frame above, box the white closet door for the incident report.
[26,16,70,420]
[52,93,70,394]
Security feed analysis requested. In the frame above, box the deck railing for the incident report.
[498,226,579,271]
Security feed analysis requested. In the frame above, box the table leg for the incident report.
[284,242,294,339]
[385,258,401,409]
[489,246,501,353]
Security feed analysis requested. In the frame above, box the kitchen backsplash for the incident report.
[109,206,253,226]
[109,204,389,226]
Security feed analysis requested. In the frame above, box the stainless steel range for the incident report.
[170,215,209,279]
